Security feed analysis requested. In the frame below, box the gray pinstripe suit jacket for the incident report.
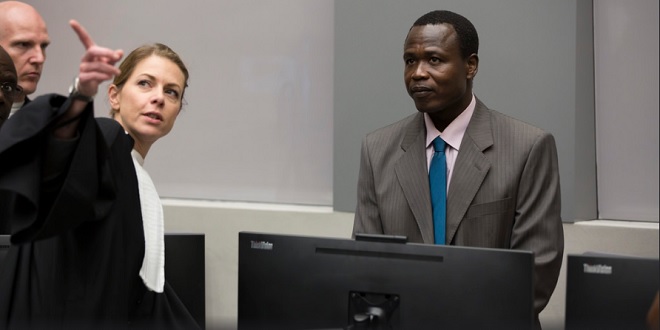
[353,98,564,316]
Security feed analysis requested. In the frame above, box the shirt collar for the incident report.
[424,94,476,151]
[9,100,24,117]
[131,149,145,166]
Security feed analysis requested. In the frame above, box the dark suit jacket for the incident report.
[353,98,564,317]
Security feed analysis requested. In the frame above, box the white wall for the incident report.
[27,0,335,206]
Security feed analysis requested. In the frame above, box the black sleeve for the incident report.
[0,94,116,243]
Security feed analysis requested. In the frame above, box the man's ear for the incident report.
[108,84,120,110]
[466,53,479,80]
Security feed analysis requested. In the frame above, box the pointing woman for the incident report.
[0,20,199,329]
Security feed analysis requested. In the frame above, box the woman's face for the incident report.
[109,55,186,153]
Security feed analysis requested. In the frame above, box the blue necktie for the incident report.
[429,137,447,244]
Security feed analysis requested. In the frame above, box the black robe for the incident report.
[0,95,200,329]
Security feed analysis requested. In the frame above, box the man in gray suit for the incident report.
[353,10,563,325]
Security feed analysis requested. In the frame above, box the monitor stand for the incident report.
[348,291,400,329]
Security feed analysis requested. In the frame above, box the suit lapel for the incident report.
[394,113,435,244]
[446,100,493,243]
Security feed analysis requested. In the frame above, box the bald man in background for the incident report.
[0,1,50,116]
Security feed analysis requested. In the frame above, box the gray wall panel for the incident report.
[594,0,659,222]
[334,0,592,223]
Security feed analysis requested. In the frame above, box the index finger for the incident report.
[69,19,95,50]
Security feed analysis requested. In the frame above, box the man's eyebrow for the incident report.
[10,39,33,45]
[404,48,444,56]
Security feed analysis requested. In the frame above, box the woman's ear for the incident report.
[108,84,120,111]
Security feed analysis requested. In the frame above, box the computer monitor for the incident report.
[565,253,659,330]
[238,231,534,329]
[164,233,206,329]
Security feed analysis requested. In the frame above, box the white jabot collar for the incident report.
[131,149,165,292]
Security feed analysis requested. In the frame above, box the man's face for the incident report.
[0,9,50,99]
[403,24,476,122]
[0,48,19,126]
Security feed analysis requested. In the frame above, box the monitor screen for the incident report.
[238,231,534,329]
[565,253,659,329]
